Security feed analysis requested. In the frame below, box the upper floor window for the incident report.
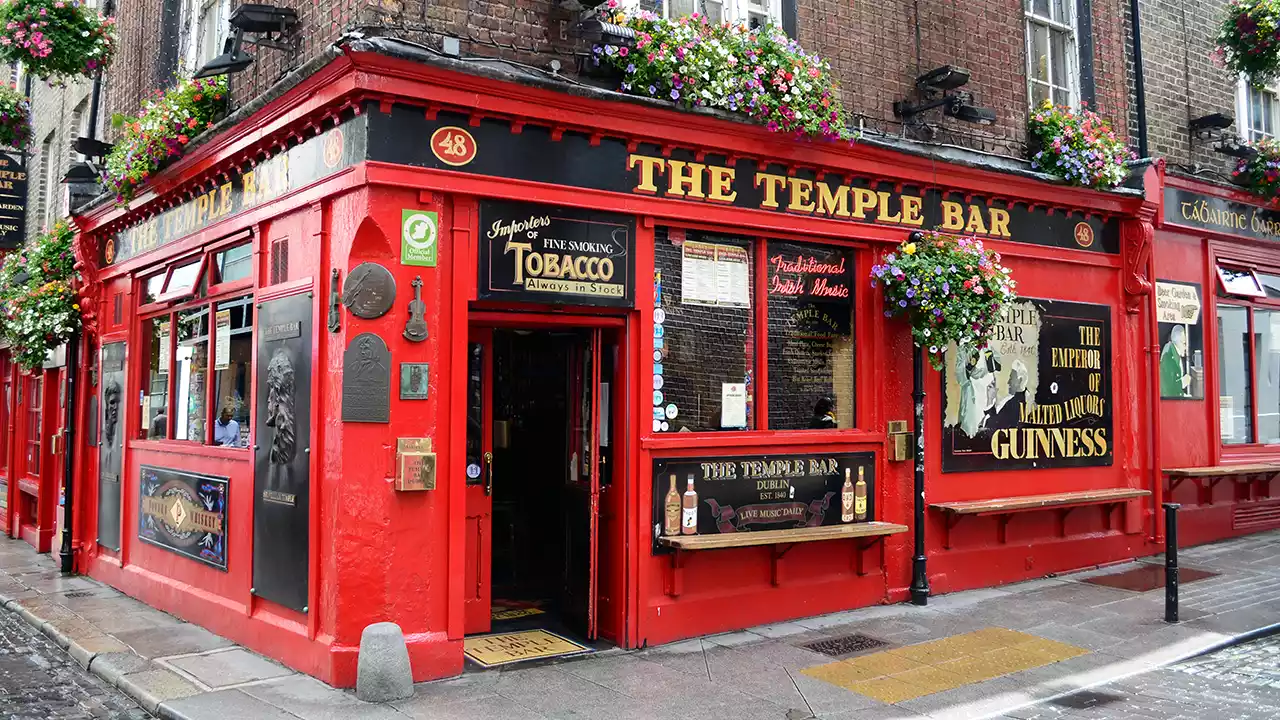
[182,0,230,72]
[1237,79,1279,142]
[1025,0,1079,108]
[664,0,781,29]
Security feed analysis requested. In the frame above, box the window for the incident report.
[1025,0,1078,107]
[25,377,41,476]
[182,0,230,72]
[1237,79,1280,142]
[38,131,56,230]
[663,0,781,28]
[652,227,860,434]
[1217,260,1280,447]
[138,236,253,447]
[1217,264,1265,298]
[766,240,855,429]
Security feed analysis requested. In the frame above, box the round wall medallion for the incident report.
[343,262,396,319]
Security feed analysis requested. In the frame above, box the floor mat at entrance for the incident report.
[464,629,594,668]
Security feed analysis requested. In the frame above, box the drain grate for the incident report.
[800,633,889,658]
[61,591,95,599]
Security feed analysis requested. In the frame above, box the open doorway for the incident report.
[464,323,621,654]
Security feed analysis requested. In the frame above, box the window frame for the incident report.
[181,0,231,72]
[662,0,783,28]
[1214,255,1280,452]
[1024,0,1081,109]
[651,225,865,437]
[134,233,254,452]
[1236,77,1280,143]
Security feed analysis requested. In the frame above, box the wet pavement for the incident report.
[0,600,149,719]
[1004,632,1280,719]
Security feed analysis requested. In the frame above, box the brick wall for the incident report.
[20,75,95,240]
[1136,0,1239,177]
[98,0,1132,161]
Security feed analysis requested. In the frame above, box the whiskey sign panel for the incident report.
[479,200,635,307]
[138,465,229,570]
[941,299,1113,472]
[651,452,875,552]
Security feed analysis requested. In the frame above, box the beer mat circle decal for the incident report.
[463,630,593,668]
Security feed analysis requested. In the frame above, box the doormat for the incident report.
[464,630,593,668]
[491,600,546,621]
[1082,564,1217,592]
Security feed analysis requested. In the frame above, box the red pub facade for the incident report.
[1,41,1252,687]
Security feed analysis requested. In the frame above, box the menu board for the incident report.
[215,309,232,371]
[651,452,875,552]
[681,240,750,307]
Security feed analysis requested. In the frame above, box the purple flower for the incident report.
[670,89,680,100]
[898,300,908,307]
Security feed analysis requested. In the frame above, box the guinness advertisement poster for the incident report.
[368,105,1119,254]
[942,299,1112,472]
[651,452,874,553]
[138,465,228,570]
[252,293,313,611]
[479,200,635,307]
[98,342,126,550]
[0,152,26,249]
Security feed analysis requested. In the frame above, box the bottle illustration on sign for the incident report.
[664,474,681,536]
[681,474,698,535]
[855,466,868,521]
[841,468,855,523]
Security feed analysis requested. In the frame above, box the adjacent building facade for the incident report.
[0,0,1269,687]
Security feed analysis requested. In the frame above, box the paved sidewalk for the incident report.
[0,532,1278,720]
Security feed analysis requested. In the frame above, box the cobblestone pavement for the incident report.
[1005,633,1280,719]
[0,605,151,719]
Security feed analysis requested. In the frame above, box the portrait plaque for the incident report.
[400,362,430,400]
[343,333,391,422]
[252,293,314,612]
[342,262,396,319]
[97,341,126,550]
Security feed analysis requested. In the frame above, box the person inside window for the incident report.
[150,410,167,439]
[809,397,838,430]
[214,406,241,447]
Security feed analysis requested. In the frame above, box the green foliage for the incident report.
[0,0,116,84]
[0,220,81,371]
[0,83,31,150]
[1027,101,1134,190]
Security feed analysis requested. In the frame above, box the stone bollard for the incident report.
[356,622,413,703]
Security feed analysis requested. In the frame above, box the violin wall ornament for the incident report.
[404,276,428,342]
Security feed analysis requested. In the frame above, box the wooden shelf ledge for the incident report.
[1164,463,1280,478]
[930,488,1150,549]
[1163,464,1280,506]
[657,521,908,551]
[658,522,907,598]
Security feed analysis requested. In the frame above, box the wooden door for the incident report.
[595,328,626,643]
[463,328,494,635]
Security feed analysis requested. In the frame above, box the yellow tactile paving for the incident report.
[800,627,1087,703]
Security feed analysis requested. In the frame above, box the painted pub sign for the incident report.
[138,465,229,570]
[941,299,1113,472]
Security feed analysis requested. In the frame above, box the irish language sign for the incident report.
[942,299,1113,472]
[1164,187,1280,242]
[138,465,229,570]
[651,452,874,552]
[479,200,635,307]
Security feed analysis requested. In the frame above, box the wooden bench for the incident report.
[1164,464,1280,505]
[930,488,1150,549]
[657,522,908,597]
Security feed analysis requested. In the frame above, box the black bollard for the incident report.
[1164,502,1180,623]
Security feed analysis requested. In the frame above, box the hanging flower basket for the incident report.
[0,220,81,372]
[0,82,32,150]
[0,0,117,84]
[1214,0,1280,85]
[871,231,1017,369]
[594,4,856,142]
[1231,137,1280,199]
[102,75,228,204]
[1027,101,1134,190]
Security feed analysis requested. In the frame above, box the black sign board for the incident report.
[1163,187,1280,242]
[368,106,1119,254]
[479,200,635,306]
[98,342,126,550]
[342,333,391,423]
[138,465,229,570]
[105,119,366,265]
[253,293,313,611]
[0,152,26,250]
[650,452,875,553]
[942,298,1113,472]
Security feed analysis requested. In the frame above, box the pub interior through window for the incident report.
[1216,262,1280,447]
[137,236,254,447]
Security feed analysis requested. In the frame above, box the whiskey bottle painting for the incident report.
[664,474,681,536]
[854,466,867,521]
[681,474,698,535]
[841,468,855,523]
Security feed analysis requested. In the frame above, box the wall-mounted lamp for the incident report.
[195,3,299,78]
[894,66,996,127]
[1188,112,1256,160]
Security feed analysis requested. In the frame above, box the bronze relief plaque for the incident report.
[343,333,391,423]
[342,262,396,319]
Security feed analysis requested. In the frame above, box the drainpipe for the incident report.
[1129,0,1149,157]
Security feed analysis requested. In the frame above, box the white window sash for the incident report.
[1024,13,1080,108]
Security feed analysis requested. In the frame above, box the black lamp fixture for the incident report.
[62,135,114,185]
[195,3,299,78]
[893,65,996,127]
[1188,112,1257,160]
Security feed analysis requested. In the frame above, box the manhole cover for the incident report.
[800,633,889,658]
[62,591,95,599]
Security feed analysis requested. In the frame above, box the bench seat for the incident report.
[1163,464,1280,505]
[930,488,1150,548]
